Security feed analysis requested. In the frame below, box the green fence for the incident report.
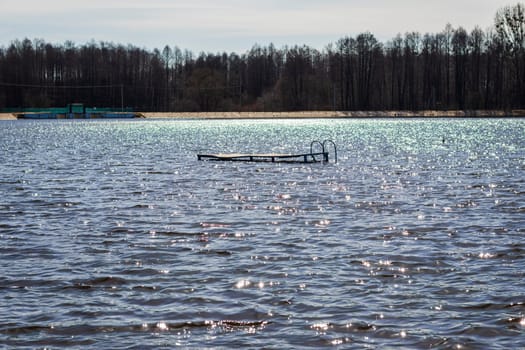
[1,106,134,113]
[1,107,66,113]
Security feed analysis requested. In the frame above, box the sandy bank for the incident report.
[0,113,16,120]
[142,110,525,119]
[2,110,524,120]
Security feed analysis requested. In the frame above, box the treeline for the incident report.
[1,3,524,112]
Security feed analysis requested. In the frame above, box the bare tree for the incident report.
[495,3,525,106]
[1,4,524,112]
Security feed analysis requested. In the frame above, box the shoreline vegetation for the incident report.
[2,110,525,120]
[1,4,524,114]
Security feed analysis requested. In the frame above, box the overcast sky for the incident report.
[0,0,514,53]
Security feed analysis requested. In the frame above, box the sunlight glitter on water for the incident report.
[0,118,524,349]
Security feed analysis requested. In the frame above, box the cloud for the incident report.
[0,0,511,52]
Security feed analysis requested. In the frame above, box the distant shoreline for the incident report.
[140,110,525,119]
[2,110,525,120]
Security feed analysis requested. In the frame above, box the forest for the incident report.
[0,3,524,112]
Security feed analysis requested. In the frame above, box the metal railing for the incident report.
[310,139,337,163]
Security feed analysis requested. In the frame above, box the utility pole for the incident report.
[120,84,124,111]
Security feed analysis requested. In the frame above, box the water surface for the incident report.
[1,118,524,348]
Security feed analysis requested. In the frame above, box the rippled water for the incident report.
[1,118,524,349]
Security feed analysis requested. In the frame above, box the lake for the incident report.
[1,118,524,349]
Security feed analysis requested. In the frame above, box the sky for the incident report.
[0,0,515,53]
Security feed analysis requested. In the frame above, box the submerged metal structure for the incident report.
[198,140,338,164]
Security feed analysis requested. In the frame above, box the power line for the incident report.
[0,82,123,89]
[0,81,241,91]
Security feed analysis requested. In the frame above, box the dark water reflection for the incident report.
[1,118,524,348]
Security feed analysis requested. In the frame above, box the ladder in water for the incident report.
[197,140,337,164]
